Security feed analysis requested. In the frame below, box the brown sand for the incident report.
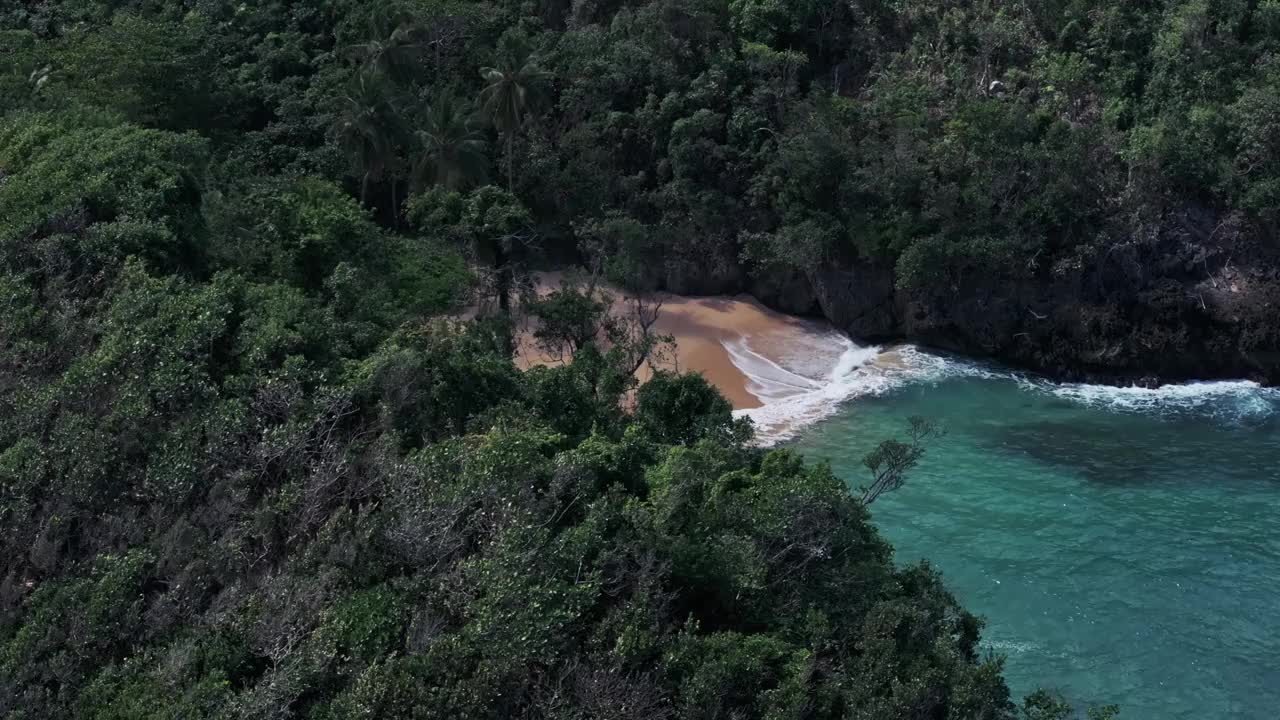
[633,294,822,409]
[870,347,908,371]
[508,273,837,410]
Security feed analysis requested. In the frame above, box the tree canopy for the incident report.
[20,0,1272,716]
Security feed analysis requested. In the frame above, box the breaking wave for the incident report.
[727,333,890,444]
[729,337,1280,445]
[1042,379,1280,421]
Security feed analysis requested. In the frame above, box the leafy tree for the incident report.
[346,5,423,83]
[527,286,609,360]
[352,319,522,445]
[22,13,223,131]
[478,38,550,192]
[0,109,208,273]
[413,95,489,191]
[206,177,382,288]
[859,416,939,505]
[634,371,748,446]
[408,185,533,315]
[334,71,403,209]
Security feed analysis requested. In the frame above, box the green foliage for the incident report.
[479,34,550,191]
[664,631,810,718]
[412,185,531,240]
[206,177,469,322]
[1022,690,1121,720]
[0,110,207,272]
[207,177,382,288]
[409,184,533,312]
[22,13,223,130]
[315,587,407,665]
[1230,56,1280,220]
[635,371,748,446]
[413,95,489,191]
[528,287,608,357]
[0,247,1031,720]
[334,71,405,206]
[4,0,1274,292]
[2,1,1197,717]
[896,235,1039,292]
[352,319,522,445]
[574,212,659,289]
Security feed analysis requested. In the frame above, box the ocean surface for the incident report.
[729,337,1280,718]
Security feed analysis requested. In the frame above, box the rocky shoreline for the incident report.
[653,226,1280,389]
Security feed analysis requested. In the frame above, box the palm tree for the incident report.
[346,7,421,82]
[413,96,489,191]
[478,42,550,192]
[334,72,402,208]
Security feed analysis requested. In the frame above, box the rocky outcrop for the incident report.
[807,263,899,339]
[662,241,745,296]
[745,265,820,317]
[910,253,1277,384]
[729,215,1280,386]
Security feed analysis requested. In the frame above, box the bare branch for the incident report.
[859,416,940,505]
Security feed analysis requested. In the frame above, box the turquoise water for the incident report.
[788,359,1280,718]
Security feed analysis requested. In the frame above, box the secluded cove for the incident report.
[512,275,855,413]
[487,280,1280,717]
[642,296,1280,717]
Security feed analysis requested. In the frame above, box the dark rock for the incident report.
[889,244,1280,385]
[746,265,819,316]
[652,210,1280,386]
[808,262,898,340]
[663,243,744,295]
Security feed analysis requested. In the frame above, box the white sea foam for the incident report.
[1043,379,1280,420]
[723,337,825,400]
[728,331,1278,445]
[728,336,1029,444]
[728,333,892,445]
[864,345,1279,421]
[982,639,1041,656]
[890,345,1025,383]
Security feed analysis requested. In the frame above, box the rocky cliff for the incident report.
[664,213,1280,386]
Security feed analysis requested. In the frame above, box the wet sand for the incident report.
[635,293,831,409]
[510,274,841,410]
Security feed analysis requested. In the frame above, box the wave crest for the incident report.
[728,334,890,444]
[1045,380,1280,421]
[728,336,1279,445]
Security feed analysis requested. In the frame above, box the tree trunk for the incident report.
[506,133,514,194]
[494,242,514,357]
[389,178,398,229]
[360,173,370,206]
[494,242,511,316]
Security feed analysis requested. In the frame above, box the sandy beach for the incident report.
[510,274,851,410]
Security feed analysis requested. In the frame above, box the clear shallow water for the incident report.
[787,359,1280,719]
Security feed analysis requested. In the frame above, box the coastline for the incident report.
[512,274,857,411]
[501,273,915,444]
[504,272,1279,445]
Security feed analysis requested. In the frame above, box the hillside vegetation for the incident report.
[7,0,1264,716]
[10,0,1280,380]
